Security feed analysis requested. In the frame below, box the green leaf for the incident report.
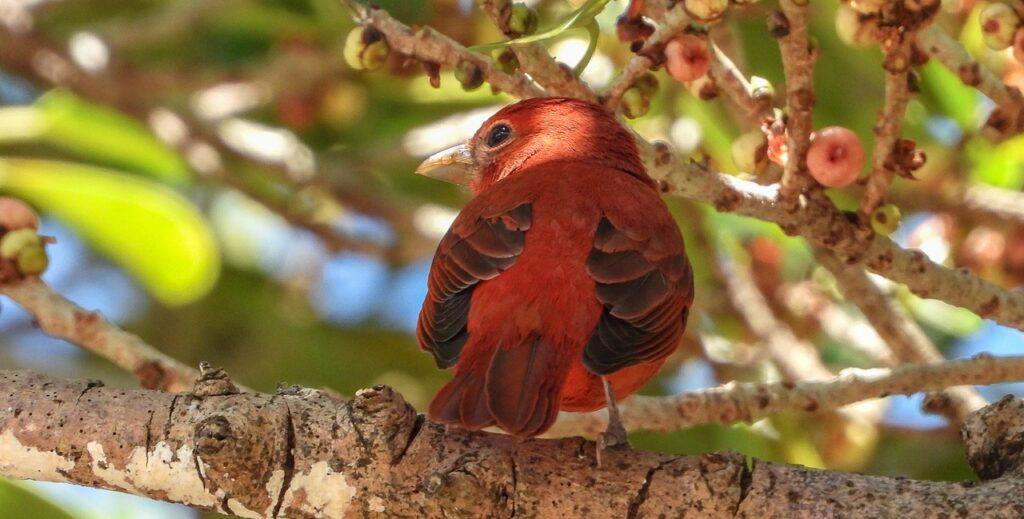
[470,0,613,52]
[0,159,219,306]
[0,91,190,185]
[0,479,76,519]
[969,134,1024,189]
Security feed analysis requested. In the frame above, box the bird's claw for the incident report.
[595,421,630,468]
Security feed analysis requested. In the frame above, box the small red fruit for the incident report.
[664,34,711,83]
[0,197,39,231]
[806,126,865,187]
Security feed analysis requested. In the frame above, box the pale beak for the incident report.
[415,143,476,186]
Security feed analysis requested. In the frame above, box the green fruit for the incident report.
[731,130,768,173]
[981,2,1021,51]
[749,75,774,102]
[343,26,389,71]
[871,204,902,235]
[0,228,48,275]
[455,60,485,91]
[508,3,539,36]
[633,73,659,96]
[0,228,41,260]
[621,87,649,119]
[16,245,47,275]
[492,48,519,75]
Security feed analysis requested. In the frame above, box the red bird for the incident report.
[415,97,693,445]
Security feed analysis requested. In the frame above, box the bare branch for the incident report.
[775,0,818,205]
[647,156,1024,331]
[476,0,598,102]
[603,7,690,110]
[550,353,1022,437]
[719,251,833,381]
[707,39,772,126]
[916,24,1024,136]
[858,37,913,227]
[0,279,198,392]
[6,369,1024,517]
[893,182,1024,229]
[352,2,544,99]
[815,250,987,423]
[779,282,897,367]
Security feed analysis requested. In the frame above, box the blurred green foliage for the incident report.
[5,0,1024,516]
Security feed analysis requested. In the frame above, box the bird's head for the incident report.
[416,97,648,194]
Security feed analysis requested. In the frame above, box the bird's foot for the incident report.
[595,419,630,468]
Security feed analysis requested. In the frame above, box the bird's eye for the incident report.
[485,124,512,147]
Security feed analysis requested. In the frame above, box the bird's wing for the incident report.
[583,213,693,375]
[416,201,532,368]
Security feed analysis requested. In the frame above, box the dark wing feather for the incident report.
[583,216,693,375]
[416,202,532,369]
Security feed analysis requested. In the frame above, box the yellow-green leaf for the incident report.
[0,91,190,184]
[0,159,219,306]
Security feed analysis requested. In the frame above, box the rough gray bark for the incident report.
[2,369,1024,518]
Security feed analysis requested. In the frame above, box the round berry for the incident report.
[981,2,1021,51]
[664,34,711,83]
[835,4,877,47]
[508,3,539,36]
[0,197,39,231]
[806,126,865,187]
[871,204,902,235]
[731,130,768,173]
[343,26,389,71]
[683,0,728,21]
[620,87,650,119]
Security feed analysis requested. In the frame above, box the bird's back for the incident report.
[419,161,692,435]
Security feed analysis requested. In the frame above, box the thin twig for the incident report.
[353,2,544,99]
[916,24,1024,135]
[0,278,199,392]
[815,249,987,423]
[858,37,913,227]
[647,156,1024,331]
[779,282,897,367]
[476,0,597,102]
[549,353,1023,437]
[603,6,690,110]
[776,0,818,206]
[708,39,772,126]
[719,250,834,381]
[893,182,1024,229]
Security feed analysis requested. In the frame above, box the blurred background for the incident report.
[1,0,1024,517]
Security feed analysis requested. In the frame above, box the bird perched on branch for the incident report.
[415,97,693,455]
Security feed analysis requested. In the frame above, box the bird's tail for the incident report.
[428,336,570,437]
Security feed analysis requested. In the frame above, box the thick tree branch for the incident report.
[5,369,1024,518]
